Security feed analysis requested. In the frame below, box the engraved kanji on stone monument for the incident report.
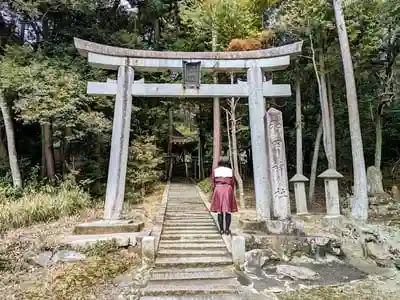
[265,108,290,220]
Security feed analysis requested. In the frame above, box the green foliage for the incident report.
[0,179,91,232]
[179,0,261,49]
[199,177,212,194]
[126,136,163,201]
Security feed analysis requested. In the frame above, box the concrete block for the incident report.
[73,219,144,235]
[142,236,155,264]
[232,236,245,270]
[61,232,138,248]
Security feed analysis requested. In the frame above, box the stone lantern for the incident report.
[318,169,344,217]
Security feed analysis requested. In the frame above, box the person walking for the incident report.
[210,156,238,235]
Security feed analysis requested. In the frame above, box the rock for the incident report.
[30,251,53,267]
[52,250,86,263]
[367,166,384,195]
[244,249,280,273]
[28,250,85,267]
[260,290,280,299]
[366,242,392,261]
[394,259,400,270]
[239,286,279,300]
[369,193,392,205]
[305,234,344,258]
[276,264,319,280]
[392,185,400,202]
[239,213,266,231]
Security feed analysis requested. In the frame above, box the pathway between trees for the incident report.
[141,181,241,299]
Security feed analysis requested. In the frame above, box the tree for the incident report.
[333,0,368,221]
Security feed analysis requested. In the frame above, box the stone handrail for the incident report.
[74,38,303,60]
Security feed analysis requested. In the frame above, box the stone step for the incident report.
[162,230,218,235]
[165,217,214,222]
[166,213,211,216]
[140,295,240,300]
[155,256,232,268]
[167,204,204,207]
[151,266,232,274]
[165,220,214,223]
[158,242,227,250]
[166,213,210,216]
[161,233,222,240]
[163,225,216,230]
[159,239,225,245]
[151,268,235,282]
[142,279,238,296]
[158,249,229,257]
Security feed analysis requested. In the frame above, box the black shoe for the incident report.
[220,230,224,235]
[225,230,231,235]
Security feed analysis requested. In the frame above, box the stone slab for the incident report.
[150,268,234,281]
[165,220,215,225]
[158,249,229,257]
[162,230,218,235]
[155,256,233,268]
[238,217,266,231]
[265,219,305,235]
[161,233,222,240]
[163,225,216,230]
[142,279,238,296]
[73,219,143,235]
[140,296,240,300]
[158,242,226,250]
[61,232,139,247]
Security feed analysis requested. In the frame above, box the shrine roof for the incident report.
[170,128,198,145]
[74,38,303,61]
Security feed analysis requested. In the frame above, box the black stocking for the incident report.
[217,213,224,232]
[225,213,231,232]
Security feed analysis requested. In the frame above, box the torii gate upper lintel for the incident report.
[74,38,303,221]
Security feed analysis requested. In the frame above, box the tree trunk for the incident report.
[0,128,8,165]
[333,0,369,221]
[230,101,245,208]
[43,121,56,180]
[167,106,173,179]
[153,18,160,49]
[225,108,233,167]
[309,118,323,203]
[41,125,47,178]
[327,73,337,168]
[0,94,22,188]
[228,73,245,208]
[319,52,335,169]
[295,64,303,174]
[374,112,382,170]
[212,28,221,170]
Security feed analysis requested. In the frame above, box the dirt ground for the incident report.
[0,184,165,300]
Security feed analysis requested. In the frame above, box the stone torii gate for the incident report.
[74,38,303,222]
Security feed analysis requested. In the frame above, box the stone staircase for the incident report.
[141,182,241,299]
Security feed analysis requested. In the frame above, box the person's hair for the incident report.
[218,156,230,168]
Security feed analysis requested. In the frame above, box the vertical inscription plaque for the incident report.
[182,61,201,89]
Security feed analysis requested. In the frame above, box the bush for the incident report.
[199,177,212,194]
[126,136,163,202]
[0,179,91,233]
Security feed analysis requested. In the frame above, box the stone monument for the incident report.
[265,108,291,220]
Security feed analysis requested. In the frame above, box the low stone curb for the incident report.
[151,181,170,252]
[193,182,233,253]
